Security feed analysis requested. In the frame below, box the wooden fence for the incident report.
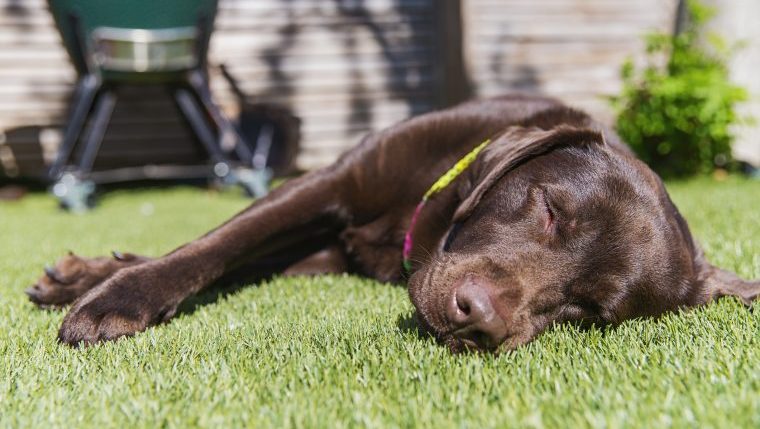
[0,0,687,179]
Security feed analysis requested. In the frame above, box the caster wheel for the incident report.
[209,161,234,190]
[234,167,272,198]
[51,174,96,213]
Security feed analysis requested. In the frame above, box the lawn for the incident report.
[1,177,758,428]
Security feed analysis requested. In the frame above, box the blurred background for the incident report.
[0,0,758,206]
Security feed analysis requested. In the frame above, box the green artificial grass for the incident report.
[1,177,758,428]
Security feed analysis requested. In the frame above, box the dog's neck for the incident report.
[402,138,492,272]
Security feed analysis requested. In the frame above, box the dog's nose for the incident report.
[447,275,508,350]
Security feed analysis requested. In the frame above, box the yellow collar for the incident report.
[403,138,492,272]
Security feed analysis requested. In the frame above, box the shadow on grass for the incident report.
[176,281,253,317]
[174,243,330,317]
[174,260,290,317]
[179,275,439,345]
[395,310,437,343]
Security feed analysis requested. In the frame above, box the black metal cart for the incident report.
[47,0,272,210]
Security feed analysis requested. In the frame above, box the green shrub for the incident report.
[610,0,748,178]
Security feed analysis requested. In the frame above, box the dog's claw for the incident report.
[44,265,62,282]
[24,286,55,309]
[25,286,40,301]
[111,250,137,262]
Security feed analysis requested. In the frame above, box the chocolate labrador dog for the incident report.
[28,95,759,352]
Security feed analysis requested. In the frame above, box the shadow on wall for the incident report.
[334,0,434,129]
[1,125,48,180]
[220,65,302,176]
[489,26,540,93]
[3,0,446,179]
[1,84,301,181]
[2,84,207,181]
[3,0,31,33]
[252,0,440,140]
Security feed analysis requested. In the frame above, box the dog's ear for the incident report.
[453,125,605,221]
[665,191,759,307]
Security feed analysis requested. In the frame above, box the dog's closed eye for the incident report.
[443,222,462,252]
[542,188,556,234]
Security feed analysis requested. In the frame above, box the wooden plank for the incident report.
[0,0,434,10]
[0,0,439,173]
[462,0,679,127]
[1,0,689,175]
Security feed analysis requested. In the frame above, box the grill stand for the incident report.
[47,13,271,211]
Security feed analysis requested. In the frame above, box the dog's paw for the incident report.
[57,266,177,346]
[26,251,147,308]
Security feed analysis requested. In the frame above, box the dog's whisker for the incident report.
[409,244,436,267]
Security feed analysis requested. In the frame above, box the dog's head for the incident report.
[407,125,755,353]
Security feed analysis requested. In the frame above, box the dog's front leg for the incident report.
[58,166,353,346]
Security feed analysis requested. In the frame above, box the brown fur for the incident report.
[28,95,759,352]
